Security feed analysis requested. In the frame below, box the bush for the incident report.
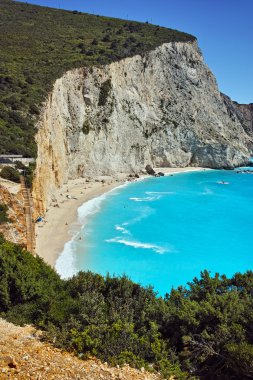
[82,120,90,135]
[0,204,10,224]
[110,41,118,50]
[22,163,35,189]
[29,104,40,115]
[0,166,20,183]
[0,236,187,378]
[98,79,112,106]
[91,39,98,46]
[1,233,253,379]
[102,34,111,43]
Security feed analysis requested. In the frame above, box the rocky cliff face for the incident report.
[33,41,252,213]
[0,185,27,246]
[221,94,253,140]
[235,103,253,137]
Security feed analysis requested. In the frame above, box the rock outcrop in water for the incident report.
[33,40,252,213]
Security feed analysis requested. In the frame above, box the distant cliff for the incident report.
[221,94,253,139]
[33,40,252,213]
[235,103,253,137]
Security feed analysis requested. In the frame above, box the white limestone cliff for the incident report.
[33,40,252,213]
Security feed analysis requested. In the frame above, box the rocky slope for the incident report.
[0,319,162,380]
[33,40,252,213]
[235,102,253,137]
[0,184,26,246]
[221,94,253,139]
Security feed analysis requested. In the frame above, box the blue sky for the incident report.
[16,0,252,104]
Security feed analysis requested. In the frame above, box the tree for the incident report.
[0,166,20,183]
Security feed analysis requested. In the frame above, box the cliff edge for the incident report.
[33,40,252,213]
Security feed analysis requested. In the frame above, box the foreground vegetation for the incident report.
[0,0,195,157]
[0,236,253,379]
[0,204,10,224]
[0,161,35,188]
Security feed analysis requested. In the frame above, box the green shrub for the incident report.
[0,204,10,224]
[0,236,62,314]
[82,120,90,135]
[29,104,40,115]
[3,237,253,378]
[14,161,35,189]
[98,79,112,106]
[0,166,20,183]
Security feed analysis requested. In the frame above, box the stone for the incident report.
[0,355,18,369]
[145,165,156,176]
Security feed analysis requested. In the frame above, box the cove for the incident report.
[56,169,253,295]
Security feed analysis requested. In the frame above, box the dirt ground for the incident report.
[0,319,163,380]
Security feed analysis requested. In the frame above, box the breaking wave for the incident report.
[129,196,161,202]
[55,239,78,279]
[78,183,128,225]
[115,225,130,235]
[105,237,169,254]
[56,182,129,279]
[145,191,175,195]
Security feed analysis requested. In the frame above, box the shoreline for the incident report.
[35,167,206,268]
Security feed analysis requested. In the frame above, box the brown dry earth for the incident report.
[0,184,27,247]
[0,319,163,380]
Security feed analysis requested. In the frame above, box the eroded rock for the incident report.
[33,41,252,213]
[145,165,156,176]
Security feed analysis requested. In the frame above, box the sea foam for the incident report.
[115,225,130,234]
[56,182,129,279]
[55,239,78,279]
[129,196,160,202]
[78,182,129,226]
[129,191,175,202]
[105,237,168,254]
[145,191,175,195]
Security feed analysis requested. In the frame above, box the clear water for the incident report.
[56,169,253,295]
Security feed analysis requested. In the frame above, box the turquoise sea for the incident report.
[56,168,253,295]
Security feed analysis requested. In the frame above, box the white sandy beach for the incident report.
[35,167,206,267]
